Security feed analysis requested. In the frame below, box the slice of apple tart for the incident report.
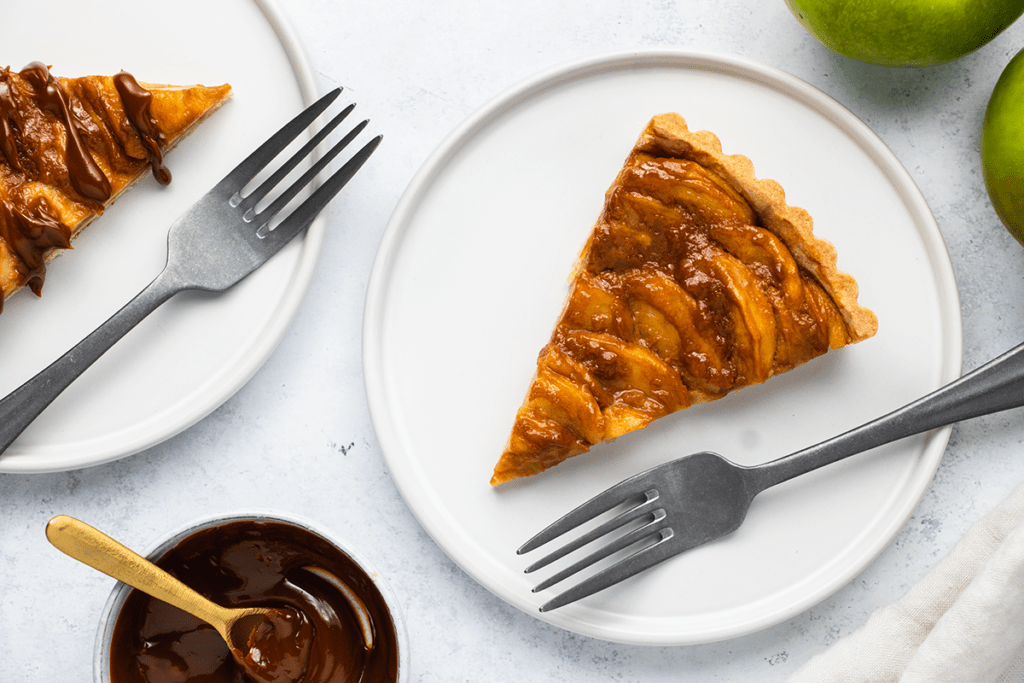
[491,113,877,486]
[0,61,231,315]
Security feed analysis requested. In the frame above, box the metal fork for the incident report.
[0,88,381,456]
[520,340,1024,612]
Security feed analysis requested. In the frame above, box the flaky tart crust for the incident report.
[491,113,878,486]
[0,62,231,316]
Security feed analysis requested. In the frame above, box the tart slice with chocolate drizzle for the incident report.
[0,62,231,314]
[490,113,878,485]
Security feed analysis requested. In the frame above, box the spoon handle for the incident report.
[46,515,231,631]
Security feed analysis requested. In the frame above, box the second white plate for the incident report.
[364,49,961,645]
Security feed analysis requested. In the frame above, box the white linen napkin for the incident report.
[787,478,1024,683]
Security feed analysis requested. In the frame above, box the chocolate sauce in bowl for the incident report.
[236,607,314,683]
[106,520,399,683]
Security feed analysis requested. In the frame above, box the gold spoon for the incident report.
[46,515,305,680]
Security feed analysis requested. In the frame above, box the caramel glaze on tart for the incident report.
[491,113,878,486]
[0,62,231,315]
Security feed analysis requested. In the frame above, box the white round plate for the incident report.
[0,0,322,473]
[364,49,961,645]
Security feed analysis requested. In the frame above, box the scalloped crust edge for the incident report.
[638,113,878,343]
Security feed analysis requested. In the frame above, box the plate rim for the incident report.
[0,0,324,474]
[363,47,963,644]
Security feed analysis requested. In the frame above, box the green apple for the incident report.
[785,0,1024,67]
[982,48,1024,246]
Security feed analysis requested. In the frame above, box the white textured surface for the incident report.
[3,1,1024,681]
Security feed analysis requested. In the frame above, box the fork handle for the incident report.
[0,272,181,457]
[751,341,1024,492]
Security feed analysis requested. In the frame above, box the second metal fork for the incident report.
[520,340,1024,612]
[0,88,381,456]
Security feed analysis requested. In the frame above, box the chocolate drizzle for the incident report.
[0,73,22,171]
[19,61,112,203]
[0,197,72,296]
[113,71,171,185]
[0,62,80,304]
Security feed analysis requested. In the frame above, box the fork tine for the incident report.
[252,118,369,230]
[530,508,668,592]
[237,103,356,215]
[217,88,342,192]
[538,533,682,613]
[518,467,669,555]
[257,134,382,248]
[524,490,660,572]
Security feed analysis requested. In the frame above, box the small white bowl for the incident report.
[94,510,408,683]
